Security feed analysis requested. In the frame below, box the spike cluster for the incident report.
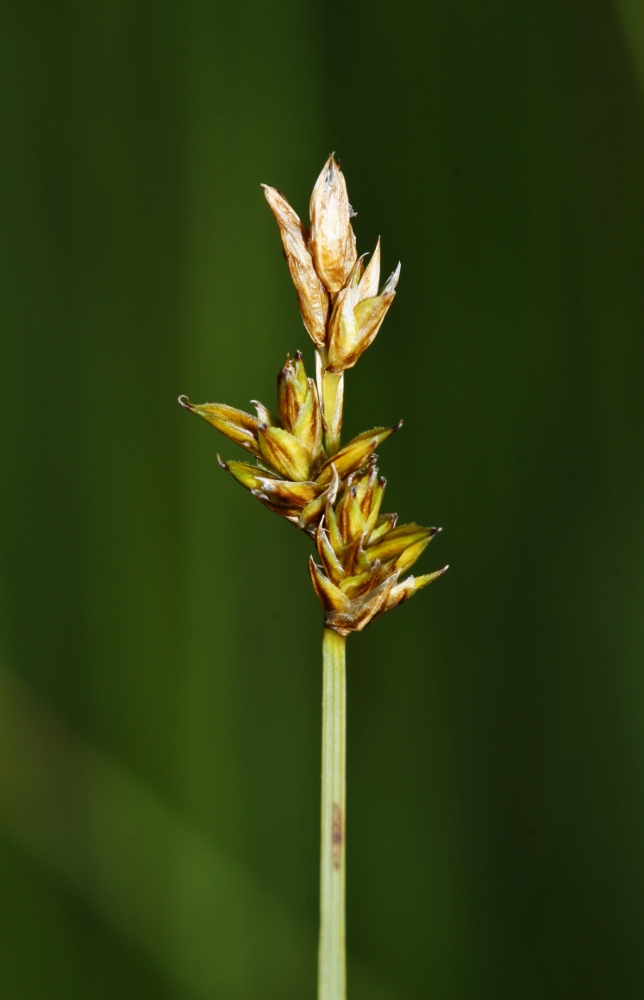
[310,461,447,635]
[179,155,446,634]
[179,351,399,535]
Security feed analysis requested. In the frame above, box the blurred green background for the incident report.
[2,0,644,997]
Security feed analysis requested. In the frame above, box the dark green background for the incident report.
[2,1,644,997]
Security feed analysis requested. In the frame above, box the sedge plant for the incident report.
[179,156,447,1000]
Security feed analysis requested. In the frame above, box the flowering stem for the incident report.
[316,349,344,456]
[318,627,347,1000]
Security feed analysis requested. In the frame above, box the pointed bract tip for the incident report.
[294,349,303,360]
[216,454,228,469]
[422,564,449,580]
[178,394,192,409]
[394,419,403,432]
[381,262,402,296]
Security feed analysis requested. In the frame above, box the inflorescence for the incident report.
[179,156,447,634]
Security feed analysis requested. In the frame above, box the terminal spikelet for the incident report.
[263,155,400,382]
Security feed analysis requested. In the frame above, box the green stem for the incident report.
[316,349,344,456]
[318,627,347,1000]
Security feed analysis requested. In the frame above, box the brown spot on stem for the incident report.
[332,803,343,870]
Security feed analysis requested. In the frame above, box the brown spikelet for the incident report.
[309,155,357,296]
[262,185,329,348]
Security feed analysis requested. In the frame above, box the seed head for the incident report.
[263,157,398,373]
[181,155,447,630]
[309,462,447,635]
[178,355,399,535]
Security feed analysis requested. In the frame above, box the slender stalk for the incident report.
[316,348,344,456]
[318,627,347,1000]
[321,370,343,456]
